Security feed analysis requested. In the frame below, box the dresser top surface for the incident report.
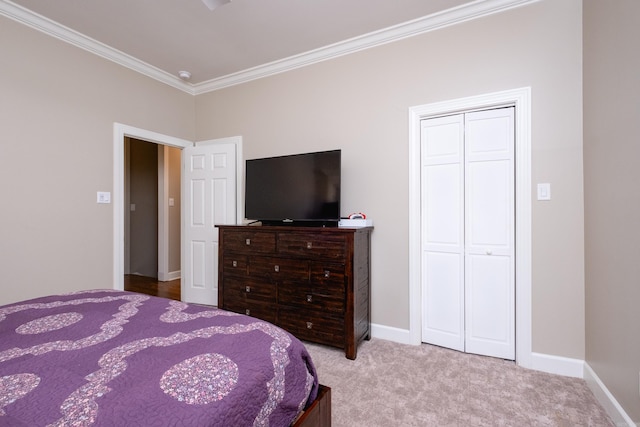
[217,225,373,233]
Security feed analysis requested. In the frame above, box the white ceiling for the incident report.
[2,0,532,93]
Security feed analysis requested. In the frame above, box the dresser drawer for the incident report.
[310,262,345,291]
[277,232,346,260]
[278,308,343,347]
[220,255,248,276]
[222,277,276,304]
[278,286,344,313]
[223,299,277,324]
[249,257,309,282]
[223,231,276,254]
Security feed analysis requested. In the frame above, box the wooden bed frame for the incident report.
[293,384,331,427]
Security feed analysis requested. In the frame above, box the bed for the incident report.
[0,289,331,426]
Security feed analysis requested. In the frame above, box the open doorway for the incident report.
[123,137,182,300]
[113,123,243,306]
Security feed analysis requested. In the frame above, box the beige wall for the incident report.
[0,16,195,305]
[0,1,588,363]
[196,0,586,358]
[584,0,640,422]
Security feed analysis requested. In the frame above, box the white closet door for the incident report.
[420,107,515,360]
[464,108,515,359]
[420,114,465,352]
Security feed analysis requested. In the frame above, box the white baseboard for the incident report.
[371,323,414,345]
[157,270,181,282]
[584,363,636,427]
[530,351,584,378]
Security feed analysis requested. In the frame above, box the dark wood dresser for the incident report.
[217,225,372,359]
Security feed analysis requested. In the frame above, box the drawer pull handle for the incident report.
[306,294,313,303]
[274,265,279,272]
[245,286,251,293]
[232,260,238,267]
[324,270,330,278]
[306,322,313,329]
[306,242,313,249]
[245,238,251,245]
[245,309,251,316]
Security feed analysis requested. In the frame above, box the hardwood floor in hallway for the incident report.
[124,274,181,301]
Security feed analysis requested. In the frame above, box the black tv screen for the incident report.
[245,150,341,226]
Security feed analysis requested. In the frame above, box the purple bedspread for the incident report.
[0,290,318,426]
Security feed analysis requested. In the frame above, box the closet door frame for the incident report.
[408,87,532,368]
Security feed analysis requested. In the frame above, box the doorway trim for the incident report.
[158,145,172,281]
[113,123,192,291]
[408,87,532,368]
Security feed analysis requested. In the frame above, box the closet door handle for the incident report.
[274,265,280,273]
[306,294,313,303]
[486,249,493,255]
[245,286,251,293]
[245,238,251,245]
[306,322,313,329]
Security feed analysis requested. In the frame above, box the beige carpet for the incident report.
[304,339,614,426]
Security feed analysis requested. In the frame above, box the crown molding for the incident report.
[1,0,538,96]
[194,0,539,94]
[0,0,195,94]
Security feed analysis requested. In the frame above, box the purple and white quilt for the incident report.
[0,290,318,426]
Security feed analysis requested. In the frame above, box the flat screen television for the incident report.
[245,149,341,226]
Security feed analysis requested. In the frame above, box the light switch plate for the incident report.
[537,183,551,201]
[97,191,111,204]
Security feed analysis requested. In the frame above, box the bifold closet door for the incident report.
[421,108,515,360]
[463,108,514,360]
[421,114,465,352]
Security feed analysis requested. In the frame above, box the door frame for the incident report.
[112,123,244,295]
[408,87,532,368]
[113,124,192,292]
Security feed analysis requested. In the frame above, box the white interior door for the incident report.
[421,107,515,360]
[464,108,514,359]
[421,114,465,352]
[182,140,237,305]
